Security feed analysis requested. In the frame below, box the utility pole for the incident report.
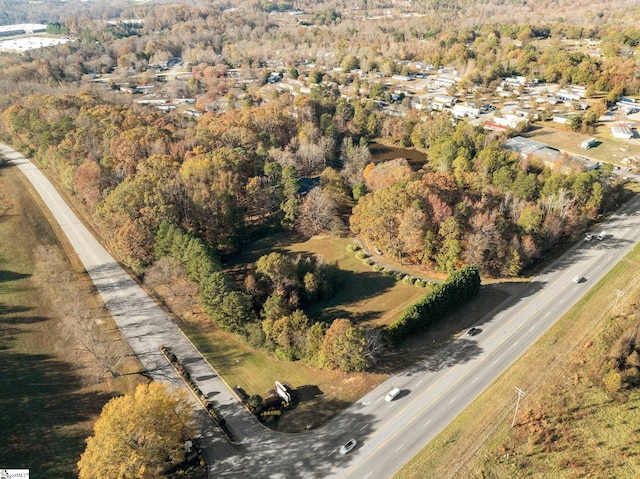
[512,387,526,428]
[614,289,624,312]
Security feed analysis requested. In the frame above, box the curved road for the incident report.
[3,142,639,478]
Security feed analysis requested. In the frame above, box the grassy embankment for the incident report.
[396,239,640,478]
[0,162,142,477]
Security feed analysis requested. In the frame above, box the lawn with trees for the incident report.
[0,0,639,474]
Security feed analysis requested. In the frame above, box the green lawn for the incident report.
[229,232,428,327]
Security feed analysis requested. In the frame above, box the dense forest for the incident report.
[0,0,636,370]
[0,91,619,278]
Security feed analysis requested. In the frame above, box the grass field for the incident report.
[228,232,431,327]
[172,231,516,431]
[0,162,142,477]
[525,123,640,166]
[396,240,640,478]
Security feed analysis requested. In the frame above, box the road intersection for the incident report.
[3,142,638,478]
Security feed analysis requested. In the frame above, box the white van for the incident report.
[385,387,401,402]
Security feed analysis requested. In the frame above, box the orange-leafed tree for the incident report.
[319,318,369,372]
[77,382,194,479]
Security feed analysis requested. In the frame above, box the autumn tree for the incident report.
[263,309,310,360]
[350,184,412,257]
[255,252,297,296]
[77,382,194,479]
[304,321,328,366]
[319,318,370,372]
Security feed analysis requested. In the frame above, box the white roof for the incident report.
[0,23,46,33]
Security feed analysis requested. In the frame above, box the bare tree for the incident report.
[144,256,199,316]
[32,245,129,383]
[295,187,344,237]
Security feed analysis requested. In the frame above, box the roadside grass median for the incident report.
[395,242,640,479]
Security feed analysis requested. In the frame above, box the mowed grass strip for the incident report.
[0,163,141,477]
[182,321,388,431]
[395,242,640,479]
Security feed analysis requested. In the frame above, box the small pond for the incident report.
[368,141,428,171]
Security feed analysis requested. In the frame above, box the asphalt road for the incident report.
[3,142,639,478]
[322,198,640,479]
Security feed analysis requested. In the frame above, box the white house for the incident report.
[493,115,527,129]
[581,137,596,149]
[611,124,633,139]
[452,103,481,118]
[553,114,570,124]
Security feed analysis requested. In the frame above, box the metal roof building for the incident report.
[504,136,561,166]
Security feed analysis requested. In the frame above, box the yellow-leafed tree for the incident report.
[78,382,195,479]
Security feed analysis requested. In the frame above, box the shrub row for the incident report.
[351,247,435,289]
[160,346,228,431]
[385,265,481,344]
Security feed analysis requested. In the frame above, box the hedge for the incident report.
[385,265,481,344]
[160,346,228,430]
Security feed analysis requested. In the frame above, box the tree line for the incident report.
[0,87,621,277]
[0,73,622,370]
